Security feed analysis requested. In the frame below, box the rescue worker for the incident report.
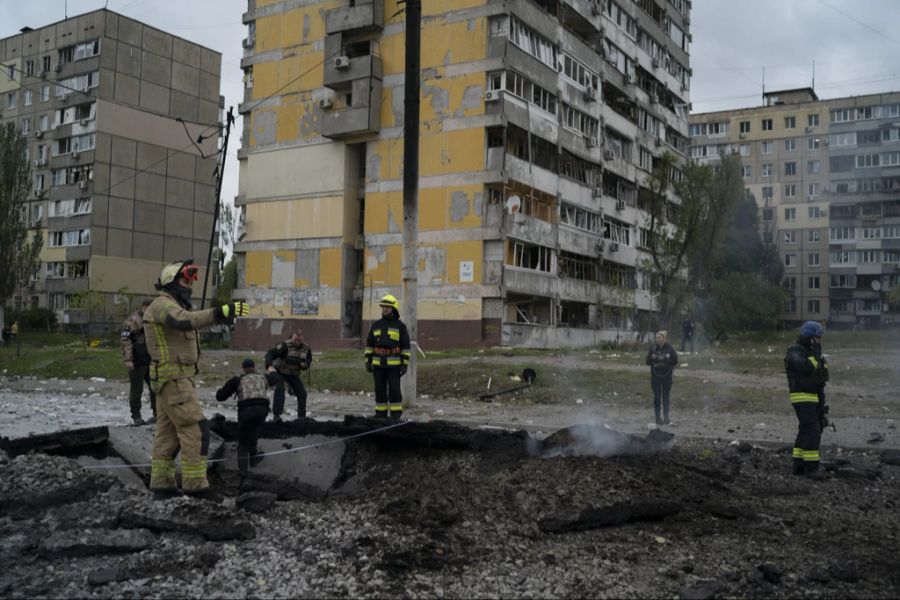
[121,298,156,426]
[784,320,829,480]
[680,314,694,353]
[364,294,411,419]
[646,330,678,426]
[9,321,18,343]
[216,358,276,477]
[143,258,248,496]
[264,330,312,422]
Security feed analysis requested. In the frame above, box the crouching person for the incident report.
[216,358,276,476]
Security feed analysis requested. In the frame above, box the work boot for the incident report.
[132,417,146,427]
[273,415,283,424]
[145,416,156,425]
[249,449,265,468]
[151,488,183,501]
[806,468,826,481]
[375,410,388,418]
[792,458,805,476]
[389,411,403,421]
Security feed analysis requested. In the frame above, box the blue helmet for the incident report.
[799,321,824,338]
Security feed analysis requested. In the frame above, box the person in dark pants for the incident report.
[121,299,156,426]
[680,314,694,353]
[364,294,411,419]
[784,321,829,480]
[646,330,678,426]
[216,358,276,476]
[264,330,312,422]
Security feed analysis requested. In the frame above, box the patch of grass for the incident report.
[0,345,124,380]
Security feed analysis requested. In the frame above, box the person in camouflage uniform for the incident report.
[264,330,313,422]
[216,358,277,476]
[121,298,155,426]
[143,258,248,495]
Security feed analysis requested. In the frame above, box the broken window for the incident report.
[561,103,599,138]
[559,151,600,186]
[509,240,552,272]
[602,264,636,289]
[559,301,591,328]
[603,218,631,246]
[559,202,601,233]
[509,17,557,69]
[558,251,598,281]
[506,124,557,173]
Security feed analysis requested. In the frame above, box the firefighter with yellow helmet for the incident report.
[143,258,249,495]
[364,294,411,418]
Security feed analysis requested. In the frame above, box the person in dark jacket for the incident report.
[364,294,411,419]
[216,358,277,476]
[264,330,313,422]
[121,299,155,426]
[646,330,678,426]
[784,321,829,480]
[680,314,694,353]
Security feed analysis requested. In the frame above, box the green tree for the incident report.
[213,259,238,305]
[641,152,741,329]
[0,123,42,341]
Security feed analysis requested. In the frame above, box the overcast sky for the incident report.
[3,0,900,249]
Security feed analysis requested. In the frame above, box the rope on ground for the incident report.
[80,420,412,470]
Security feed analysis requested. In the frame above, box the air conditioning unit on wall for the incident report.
[333,56,351,70]
[484,89,501,102]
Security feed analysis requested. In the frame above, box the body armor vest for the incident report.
[238,372,269,401]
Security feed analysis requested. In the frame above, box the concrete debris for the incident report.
[37,528,155,557]
[236,491,277,513]
[0,419,897,598]
[879,449,900,466]
[867,432,885,444]
[119,497,256,541]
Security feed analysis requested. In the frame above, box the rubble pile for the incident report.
[1,425,899,598]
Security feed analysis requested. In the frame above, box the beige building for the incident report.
[0,10,222,329]
[690,88,900,328]
[234,0,692,349]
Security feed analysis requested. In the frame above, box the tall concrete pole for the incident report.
[401,0,421,407]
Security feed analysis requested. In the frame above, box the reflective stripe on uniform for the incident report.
[802,450,820,462]
[373,329,381,336]
[364,347,374,357]
[389,404,403,412]
[808,357,819,369]
[375,403,388,411]
[792,447,803,458]
[790,392,819,403]
[385,357,402,366]
[181,458,207,480]
[388,328,400,341]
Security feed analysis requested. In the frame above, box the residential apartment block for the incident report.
[234,0,692,349]
[690,88,900,328]
[0,10,222,326]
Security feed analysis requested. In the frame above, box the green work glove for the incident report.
[216,301,249,321]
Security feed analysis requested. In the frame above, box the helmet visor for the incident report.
[179,263,199,282]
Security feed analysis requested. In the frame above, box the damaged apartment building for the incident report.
[234,0,691,349]
[0,10,222,329]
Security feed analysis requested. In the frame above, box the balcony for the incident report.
[325,0,384,36]
[323,54,383,91]
[504,212,555,248]
[321,79,382,139]
[503,267,557,297]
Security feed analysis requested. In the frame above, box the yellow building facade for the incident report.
[234,0,691,348]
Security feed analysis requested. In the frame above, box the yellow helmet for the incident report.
[157,258,197,288]
[379,294,399,310]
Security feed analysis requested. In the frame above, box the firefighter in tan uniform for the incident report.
[143,259,249,495]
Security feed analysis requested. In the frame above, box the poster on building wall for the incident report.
[291,289,319,315]
[459,261,474,283]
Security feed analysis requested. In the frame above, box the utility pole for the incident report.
[201,107,234,309]
[401,0,421,407]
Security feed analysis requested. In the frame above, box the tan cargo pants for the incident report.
[150,377,210,492]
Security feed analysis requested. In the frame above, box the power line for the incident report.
[816,0,900,48]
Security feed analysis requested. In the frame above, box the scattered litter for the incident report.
[867,432,885,444]
[654,536,667,544]
[575,399,583,405]
[89,377,106,383]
